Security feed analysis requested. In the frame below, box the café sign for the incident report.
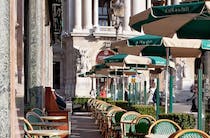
[96,50,115,64]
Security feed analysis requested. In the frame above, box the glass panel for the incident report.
[53,61,60,89]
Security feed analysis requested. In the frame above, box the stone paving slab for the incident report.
[70,112,103,138]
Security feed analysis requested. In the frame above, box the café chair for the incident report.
[169,128,210,138]
[120,111,141,138]
[147,119,182,137]
[132,114,156,137]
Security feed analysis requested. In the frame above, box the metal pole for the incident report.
[144,81,147,105]
[138,82,141,104]
[97,78,100,97]
[169,75,174,113]
[133,83,135,104]
[114,69,117,100]
[122,74,125,101]
[134,83,138,104]
[165,48,170,113]
[128,83,131,106]
[156,78,160,119]
[198,69,203,130]
[106,76,109,98]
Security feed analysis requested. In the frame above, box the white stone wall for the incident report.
[175,58,195,90]
[58,0,195,98]
[72,37,112,97]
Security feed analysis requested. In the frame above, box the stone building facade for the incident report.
[0,0,197,136]
[0,0,53,137]
[53,0,194,99]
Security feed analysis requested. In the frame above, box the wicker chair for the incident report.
[18,117,35,138]
[26,111,45,130]
[106,107,126,138]
[31,108,45,116]
[148,119,182,136]
[18,117,69,138]
[120,111,141,138]
[169,129,210,138]
[26,111,68,131]
[132,114,156,137]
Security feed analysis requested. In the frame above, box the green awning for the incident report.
[148,56,166,66]
[112,34,210,57]
[104,53,175,68]
[104,54,151,68]
[129,1,210,39]
[109,69,141,76]
[91,63,109,71]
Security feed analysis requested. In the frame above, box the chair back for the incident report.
[105,105,114,112]
[170,129,210,138]
[148,119,182,135]
[134,115,156,135]
[113,109,127,125]
[106,107,123,128]
[31,108,45,116]
[26,112,44,130]
[18,117,34,138]
[120,111,141,137]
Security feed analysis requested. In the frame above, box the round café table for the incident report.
[30,122,67,127]
[145,134,171,138]
[40,116,66,121]
[27,130,69,137]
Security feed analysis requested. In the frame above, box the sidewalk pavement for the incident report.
[70,112,103,138]
[69,89,196,138]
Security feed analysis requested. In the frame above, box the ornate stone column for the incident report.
[63,0,68,32]
[68,0,74,32]
[123,0,131,32]
[167,0,171,5]
[0,1,10,137]
[73,0,82,30]
[173,0,181,5]
[93,0,99,28]
[28,0,44,108]
[133,0,145,15]
[84,0,92,29]
[147,0,152,8]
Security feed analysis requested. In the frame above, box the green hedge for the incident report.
[72,97,89,105]
[158,113,196,129]
[107,100,129,110]
[205,113,210,134]
[96,97,112,102]
[131,105,165,118]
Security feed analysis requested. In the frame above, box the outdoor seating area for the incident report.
[14,1,210,138]
[87,98,210,138]
[19,87,71,138]
[19,112,70,138]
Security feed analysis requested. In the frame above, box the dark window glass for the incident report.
[53,61,60,89]
[99,0,111,26]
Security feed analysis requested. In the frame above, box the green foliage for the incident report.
[158,113,196,129]
[72,97,89,105]
[96,97,112,102]
[130,105,165,118]
[205,113,210,134]
[107,100,129,110]
[115,100,129,109]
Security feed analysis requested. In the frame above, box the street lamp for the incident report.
[114,16,121,40]
[111,0,124,40]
